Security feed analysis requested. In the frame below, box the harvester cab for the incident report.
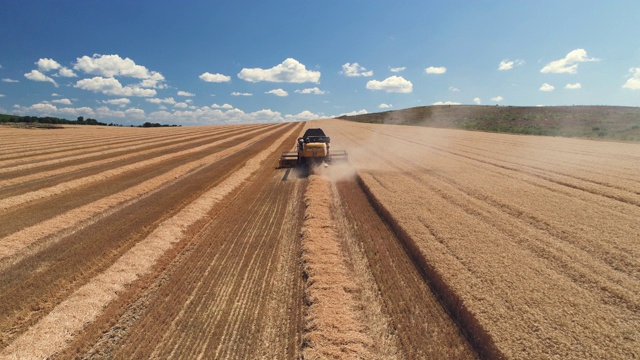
[278,128,348,168]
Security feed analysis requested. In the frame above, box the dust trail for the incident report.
[0,125,298,360]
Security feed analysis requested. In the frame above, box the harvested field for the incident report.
[0,118,638,359]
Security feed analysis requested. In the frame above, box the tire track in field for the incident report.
[0,124,295,351]
[334,177,478,359]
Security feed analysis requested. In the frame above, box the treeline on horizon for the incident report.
[0,114,180,128]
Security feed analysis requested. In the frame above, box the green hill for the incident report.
[338,105,640,142]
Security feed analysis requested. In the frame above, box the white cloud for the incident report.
[340,63,373,77]
[24,70,58,87]
[74,54,153,79]
[174,102,189,108]
[146,97,176,105]
[177,90,195,96]
[366,76,413,93]
[622,67,640,90]
[52,98,72,105]
[539,83,555,92]
[379,103,392,109]
[565,83,582,90]
[37,58,61,72]
[491,96,504,102]
[124,108,145,118]
[473,97,481,105]
[139,71,166,88]
[284,110,321,121]
[199,72,231,83]
[295,87,326,95]
[339,109,368,117]
[433,101,461,105]
[0,94,4,98]
[102,98,131,107]
[390,67,406,73]
[75,76,156,97]
[238,58,320,83]
[231,92,252,96]
[2,78,18,83]
[58,67,77,77]
[540,49,599,74]
[51,93,60,97]
[266,88,288,97]
[449,86,460,92]
[498,59,525,71]
[425,66,447,74]
[212,103,233,109]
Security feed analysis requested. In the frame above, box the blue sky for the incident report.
[1,0,639,125]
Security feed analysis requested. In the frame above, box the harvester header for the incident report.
[278,128,348,168]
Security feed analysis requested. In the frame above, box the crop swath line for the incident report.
[0,124,294,349]
[0,124,277,213]
[111,124,305,359]
[0,125,249,174]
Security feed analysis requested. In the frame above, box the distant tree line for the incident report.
[0,115,117,126]
[139,122,181,127]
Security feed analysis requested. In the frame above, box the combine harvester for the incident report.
[278,128,348,168]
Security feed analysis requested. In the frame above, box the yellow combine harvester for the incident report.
[278,128,348,168]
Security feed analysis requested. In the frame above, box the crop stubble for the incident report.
[314,119,640,359]
[1,117,637,359]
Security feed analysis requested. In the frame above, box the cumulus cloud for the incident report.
[212,103,233,109]
[390,67,406,73]
[146,97,176,105]
[473,97,481,105]
[37,58,61,72]
[231,92,252,96]
[177,90,195,96]
[425,66,446,74]
[75,76,155,96]
[339,109,368,117]
[539,83,555,92]
[449,86,460,92]
[498,59,525,71]
[433,101,461,105]
[24,70,58,87]
[491,96,504,102]
[366,76,413,93]
[238,58,320,83]
[58,67,77,77]
[284,110,321,121]
[622,67,640,90]
[52,98,72,105]
[266,88,288,97]
[565,83,582,90]
[0,94,5,98]
[174,102,189,108]
[75,54,152,79]
[540,49,599,74]
[199,72,231,83]
[295,87,326,95]
[102,98,131,107]
[379,103,392,109]
[2,78,18,83]
[340,63,373,77]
